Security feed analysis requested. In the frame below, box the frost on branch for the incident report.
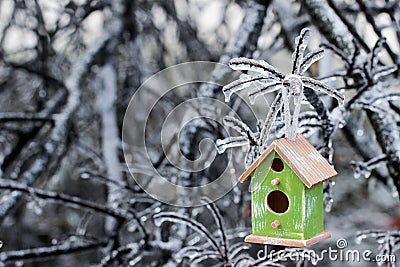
[356,229,400,266]
[153,200,231,265]
[350,154,387,179]
[216,116,261,168]
[219,27,345,166]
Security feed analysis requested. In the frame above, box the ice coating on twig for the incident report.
[222,74,267,102]
[299,48,325,74]
[229,57,284,80]
[291,28,311,75]
[248,81,281,104]
[216,136,248,154]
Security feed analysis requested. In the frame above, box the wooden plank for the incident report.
[244,231,331,247]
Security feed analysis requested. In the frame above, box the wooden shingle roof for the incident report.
[239,134,337,188]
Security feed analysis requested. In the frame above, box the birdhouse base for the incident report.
[244,231,331,247]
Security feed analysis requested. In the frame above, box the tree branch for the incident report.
[0,239,108,264]
[0,179,131,220]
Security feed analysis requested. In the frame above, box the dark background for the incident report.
[0,0,399,266]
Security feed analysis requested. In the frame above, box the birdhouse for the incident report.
[239,134,337,247]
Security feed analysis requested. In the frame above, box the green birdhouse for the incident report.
[239,134,337,247]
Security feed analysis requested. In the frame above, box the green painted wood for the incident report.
[250,152,274,192]
[303,183,324,239]
[250,151,325,240]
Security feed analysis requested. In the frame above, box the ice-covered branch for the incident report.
[201,198,228,261]
[0,112,54,123]
[97,62,124,236]
[97,243,140,267]
[0,239,108,264]
[0,179,131,220]
[154,212,223,255]
[350,154,388,179]
[356,229,400,266]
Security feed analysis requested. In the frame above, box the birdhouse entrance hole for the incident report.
[271,158,284,172]
[266,190,289,214]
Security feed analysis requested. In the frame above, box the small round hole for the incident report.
[271,158,284,172]
[266,190,289,214]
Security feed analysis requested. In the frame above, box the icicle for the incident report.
[280,75,304,140]
[282,87,291,139]
[288,95,302,140]
[352,163,361,179]
[386,176,399,198]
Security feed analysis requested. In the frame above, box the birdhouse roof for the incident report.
[239,134,337,188]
